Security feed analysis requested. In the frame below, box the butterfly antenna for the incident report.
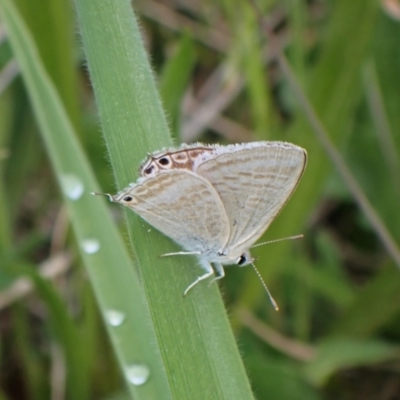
[251,234,303,249]
[91,192,114,202]
[250,261,279,311]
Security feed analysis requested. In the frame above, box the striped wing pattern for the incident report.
[116,169,230,255]
[196,144,306,255]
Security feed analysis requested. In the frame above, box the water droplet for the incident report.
[81,238,100,254]
[126,364,150,386]
[105,309,126,327]
[61,174,84,200]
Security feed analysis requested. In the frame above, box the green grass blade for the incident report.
[15,0,80,128]
[75,0,254,398]
[0,0,172,397]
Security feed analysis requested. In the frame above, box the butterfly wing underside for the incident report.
[196,143,307,253]
[115,169,230,255]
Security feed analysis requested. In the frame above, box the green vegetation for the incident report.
[0,0,399,399]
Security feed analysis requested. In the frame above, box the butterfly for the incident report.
[97,141,307,303]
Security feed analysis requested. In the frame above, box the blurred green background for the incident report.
[1,0,400,399]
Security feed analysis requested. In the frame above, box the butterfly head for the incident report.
[217,249,254,267]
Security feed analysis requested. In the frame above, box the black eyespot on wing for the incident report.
[144,166,154,175]
[159,157,169,166]
[123,196,133,202]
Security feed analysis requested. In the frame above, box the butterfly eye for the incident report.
[123,196,133,202]
[237,254,248,266]
[158,157,169,166]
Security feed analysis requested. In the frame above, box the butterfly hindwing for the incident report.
[195,143,307,253]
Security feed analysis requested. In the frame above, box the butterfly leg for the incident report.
[183,262,214,296]
[208,263,225,286]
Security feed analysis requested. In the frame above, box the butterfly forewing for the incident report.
[195,143,307,253]
[115,169,230,255]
